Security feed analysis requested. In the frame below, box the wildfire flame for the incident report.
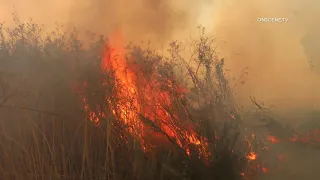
[82,30,209,158]
[80,31,267,180]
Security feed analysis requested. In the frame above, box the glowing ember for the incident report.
[262,167,268,173]
[247,152,257,160]
[289,130,320,145]
[267,135,280,144]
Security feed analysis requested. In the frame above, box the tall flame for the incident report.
[81,30,264,170]
[81,30,209,157]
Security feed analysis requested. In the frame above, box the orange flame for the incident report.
[82,30,209,157]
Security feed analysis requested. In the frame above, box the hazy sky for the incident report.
[1,0,319,109]
[208,0,320,109]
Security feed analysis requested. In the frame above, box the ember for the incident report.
[247,152,257,160]
[267,135,280,144]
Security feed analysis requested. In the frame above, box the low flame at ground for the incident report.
[290,130,320,145]
[267,135,280,144]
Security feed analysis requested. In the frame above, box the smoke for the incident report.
[0,0,210,47]
[206,0,320,109]
[1,0,320,110]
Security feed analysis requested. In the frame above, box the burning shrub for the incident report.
[0,16,265,180]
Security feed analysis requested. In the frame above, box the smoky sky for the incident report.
[208,0,320,109]
[0,0,320,110]
[301,26,320,74]
[0,0,209,47]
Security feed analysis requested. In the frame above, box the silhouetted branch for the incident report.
[250,96,269,112]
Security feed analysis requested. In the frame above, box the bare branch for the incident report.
[249,96,269,112]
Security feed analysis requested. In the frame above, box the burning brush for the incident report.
[79,30,266,179]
